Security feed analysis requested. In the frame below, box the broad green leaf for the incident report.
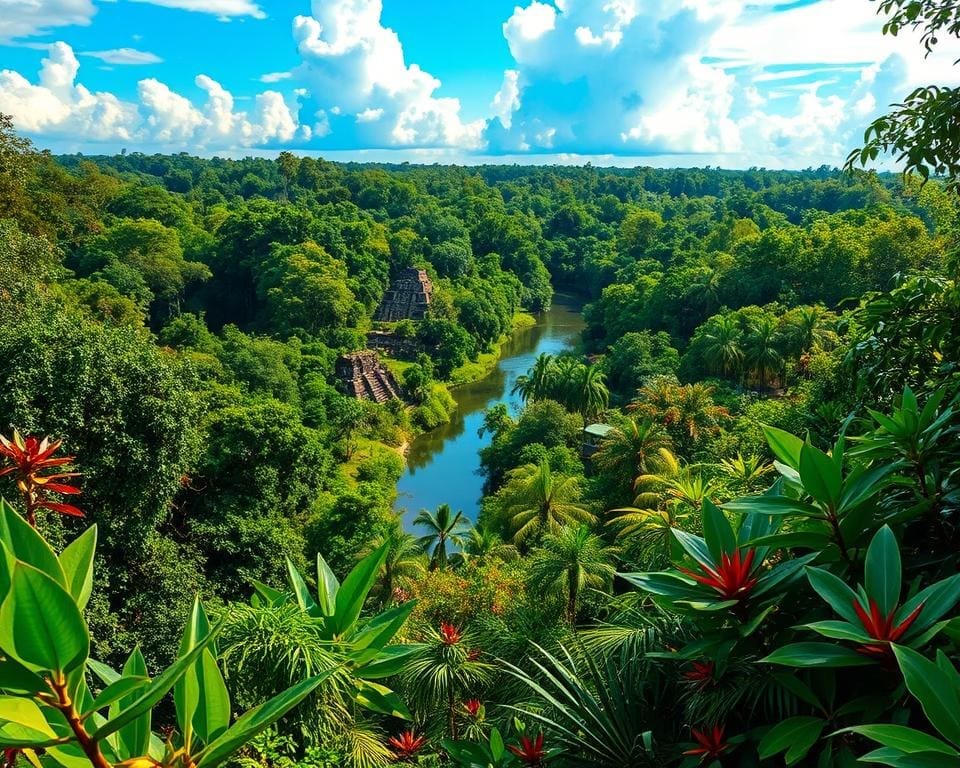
[860,747,960,768]
[619,571,708,601]
[745,532,832,550]
[839,725,958,755]
[86,676,150,715]
[865,526,901,616]
[490,728,505,761]
[801,620,871,642]
[355,644,423,679]
[350,601,417,654]
[806,566,864,625]
[0,501,66,587]
[723,496,824,518]
[112,647,151,761]
[752,554,816,599]
[892,645,960,747]
[353,680,411,719]
[315,554,339,617]
[762,642,873,667]
[799,442,841,508]
[701,500,736,562]
[285,559,319,618]
[759,716,824,765]
[0,654,46,694]
[0,696,58,738]
[58,526,97,612]
[897,574,960,636]
[175,598,207,748]
[331,543,389,637]
[193,649,230,744]
[763,425,803,469]
[0,561,88,674]
[194,673,330,768]
[250,580,285,608]
[92,622,221,742]
[671,529,713,570]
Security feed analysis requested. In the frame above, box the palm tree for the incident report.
[414,503,469,570]
[701,314,744,380]
[458,523,519,564]
[363,519,428,603]
[717,452,774,494]
[551,355,583,409]
[571,362,610,421]
[512,352,556,403]
[607,448,715,567]
[592,417,672,495]
[496,459,595,545]
[744,316,783,391]
[629,379,729,456]
[528,525,618,623]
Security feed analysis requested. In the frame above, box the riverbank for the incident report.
[446,311,537,389]
[395,297,585,523]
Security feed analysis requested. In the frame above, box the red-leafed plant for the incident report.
[463,698,482,717]
[678,548,759,600]
[0,429,81,525]
[508,733,546,766]
[684,725,729,762]
[440,620,463,645]
[388,730,426,760]
[682,660,715,687]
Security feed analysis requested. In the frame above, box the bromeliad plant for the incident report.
[765,525,960,668]
[0,500,327,768]
[622,500,812,617]
[0,430,82,525]
[443,721,558,768]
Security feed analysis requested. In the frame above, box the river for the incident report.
[395,295,585,528]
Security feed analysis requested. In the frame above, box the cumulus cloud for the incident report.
[290,0,484,148]
[0,42,303,148]
[79,48,163,65]
[0,0,96,41]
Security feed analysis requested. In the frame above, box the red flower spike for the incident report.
[678,549,759,600]
[0,431,82,525]
[682,660,715,687]
[4,747,19,768]
[439,621,463,645]
[463,698,482,717]
[388,730,426,759]
[684,725,729,762]
[508,733,546,766]
[852,597,924,658]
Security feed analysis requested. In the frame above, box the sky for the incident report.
[0,0,957,168]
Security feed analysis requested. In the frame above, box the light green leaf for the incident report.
[0,561,89,674]
[763,425,803,469]
[806,566,864,625]
[353,680,411,720]
[331,543,388,637]
[892,645,960,747]
[838,725,958,755]
[193,649,230,744]
[58,526,97,612]
[701,500,736,562]
[315,554,339,617]
[0,501,66,587]
[799,442,841,508]
[759,716,824,765]
[86,676,150,715]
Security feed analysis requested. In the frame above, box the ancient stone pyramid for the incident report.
[374,267,433,322]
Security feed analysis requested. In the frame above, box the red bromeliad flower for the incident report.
[678,549,759,600]
[4,747,19,768]
[388,730,426,759]
[439,621,462,645]
[463,698,482,717]
[853,597,924,658]
[682,660,714,686]
[684,725,729,762]
[0,431,82,525]
[508,733,546,766]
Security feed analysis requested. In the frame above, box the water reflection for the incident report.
[396,296,585,526]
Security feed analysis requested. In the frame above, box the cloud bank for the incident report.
[0,0,956,166]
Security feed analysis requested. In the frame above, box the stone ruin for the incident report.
[366,330,418,358]
[335,350,402,403]
[374,267,433,322]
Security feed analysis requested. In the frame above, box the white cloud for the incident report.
[128,0,265,20]
[0,0,96,41]
[79,48,163,65]
[291,0,484,148]
[491,69,521,129]
[259,71,293,83]
[0,41,302,148]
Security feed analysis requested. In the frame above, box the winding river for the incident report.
[396,295,585,528]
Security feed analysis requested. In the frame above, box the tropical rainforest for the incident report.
[2,3,960,768]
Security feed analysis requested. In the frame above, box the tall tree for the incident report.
[528,525,618,624]
[414,503,469,570]
[496,459,595,545]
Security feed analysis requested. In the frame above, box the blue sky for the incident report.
[0,0,956,167]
